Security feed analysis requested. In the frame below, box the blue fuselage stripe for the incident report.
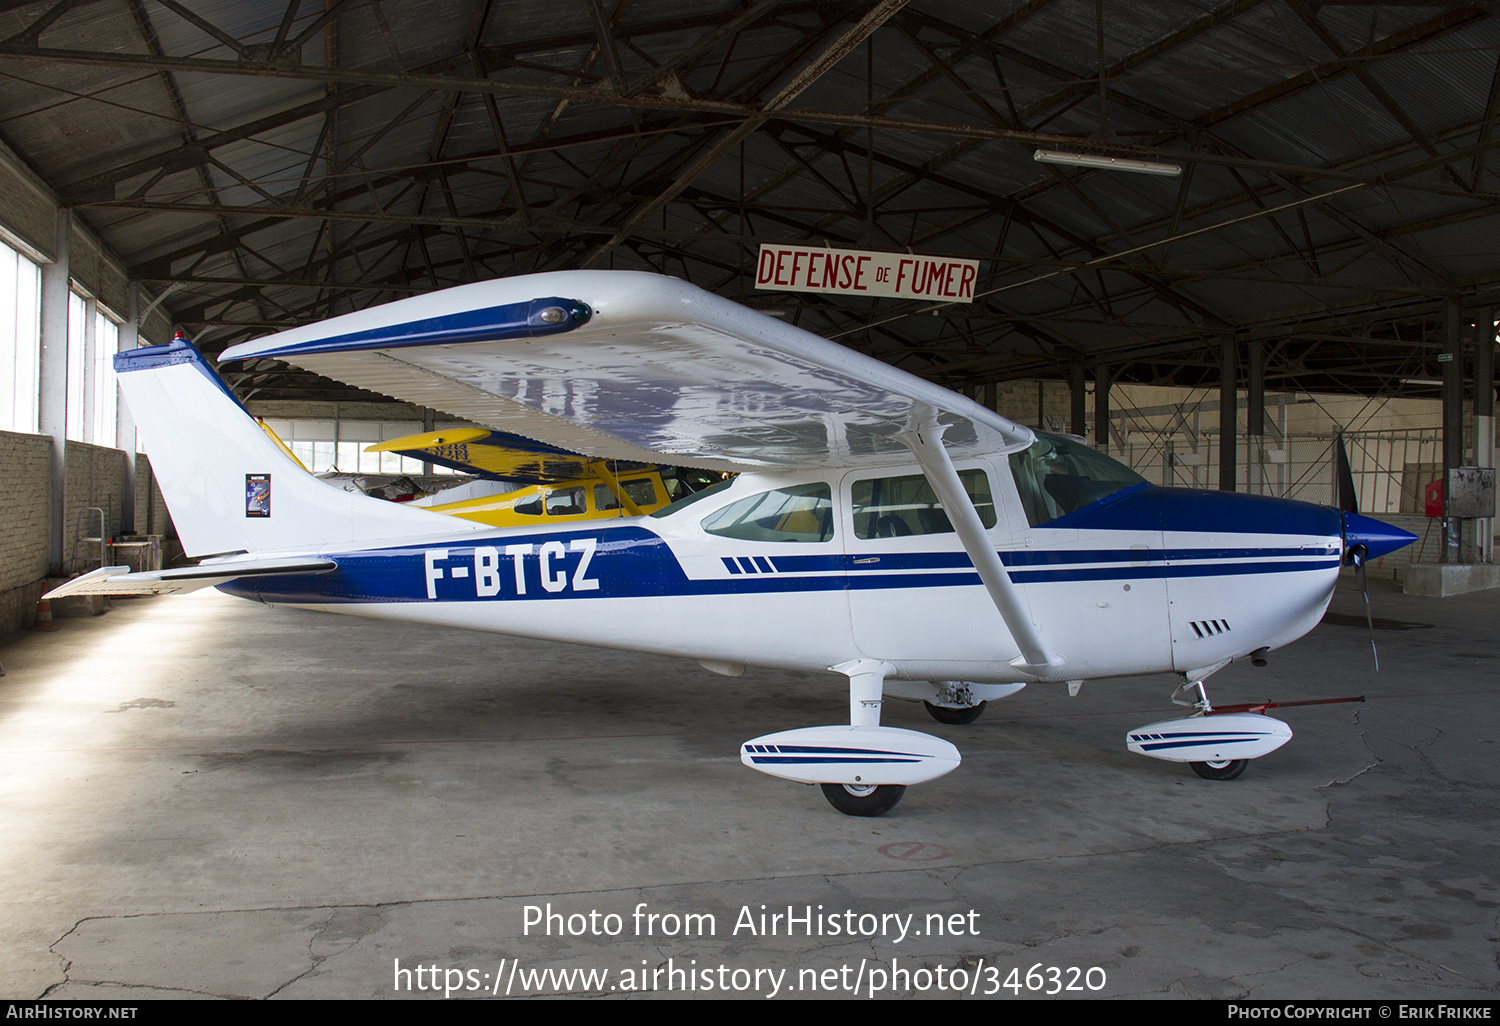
[218,522,1343,606]
[747,756,920,764]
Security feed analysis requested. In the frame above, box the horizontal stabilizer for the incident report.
[740,725,961,786]
[44,558,338,598]
[1126,712,1292,764]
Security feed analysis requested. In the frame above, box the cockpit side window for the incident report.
[1008,432,1145,527]
[851,469,995,539]
[700,483,834,543]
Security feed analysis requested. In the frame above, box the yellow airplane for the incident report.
[365,429,724,528]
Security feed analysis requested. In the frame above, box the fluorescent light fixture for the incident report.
[1034,149,1182,177]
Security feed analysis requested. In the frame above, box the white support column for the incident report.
[119,283,139,533]
[39,209,69,573]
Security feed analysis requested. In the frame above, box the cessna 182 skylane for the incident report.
[48,271,1415,816]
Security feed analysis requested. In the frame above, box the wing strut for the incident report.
[898,413,1061,678]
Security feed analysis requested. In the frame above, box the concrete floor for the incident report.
[0,575,1496,1000]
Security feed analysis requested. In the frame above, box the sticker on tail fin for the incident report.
[246,474,271,517]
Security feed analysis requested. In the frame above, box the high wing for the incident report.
[220,271,1034,471]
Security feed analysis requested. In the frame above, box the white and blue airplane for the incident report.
[48,271,1416,815]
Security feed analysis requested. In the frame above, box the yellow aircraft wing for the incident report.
[364,428,605,483]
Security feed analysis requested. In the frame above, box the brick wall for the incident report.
[62,440,129,573]
[133,453,174,543]
[0,431,53,637]
[0,436,168,641]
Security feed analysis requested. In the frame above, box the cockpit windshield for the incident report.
[1008,432,1145,527]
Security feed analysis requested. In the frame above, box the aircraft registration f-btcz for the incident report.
[50,271,1415,815]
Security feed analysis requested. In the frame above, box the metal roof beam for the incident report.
[578,0,912,266]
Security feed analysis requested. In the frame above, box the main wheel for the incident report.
[820,782,906,816]
[1190,758,1247,781]
[924,700,987,725]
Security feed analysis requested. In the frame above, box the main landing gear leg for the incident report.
[821,659,907,816]
[739,661,961,817]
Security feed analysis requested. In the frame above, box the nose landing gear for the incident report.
[820,782,907,816]
[1126,676,1292,779]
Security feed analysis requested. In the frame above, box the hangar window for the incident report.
[263,419,467,475]
[64,290,120,447]
[65,292,87,441]
[851,469,994,539]
[700,483,834,543]
[91,310,118,448]
[1,238,41,434]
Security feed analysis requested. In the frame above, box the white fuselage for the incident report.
[228,459,1343,686]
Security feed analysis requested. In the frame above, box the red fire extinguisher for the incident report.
[1424,479,1443,518]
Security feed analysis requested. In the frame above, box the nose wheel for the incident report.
[1127,675,1293,778]
[1190,758,1247,781]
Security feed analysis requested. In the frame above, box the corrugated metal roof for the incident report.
[0,0,1495,398]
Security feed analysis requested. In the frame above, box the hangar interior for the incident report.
[1,0,1498,1001]
[3,0,1499,626]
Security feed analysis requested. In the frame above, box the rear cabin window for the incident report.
[700,483,834,543]
[851,469,995,539]
[1008,432,1145,527]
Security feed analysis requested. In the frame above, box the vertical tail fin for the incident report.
[116,335,476,558]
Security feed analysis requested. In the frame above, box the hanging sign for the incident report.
[754,244,980,302]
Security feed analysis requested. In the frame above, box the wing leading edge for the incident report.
[221,271,1034,471]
